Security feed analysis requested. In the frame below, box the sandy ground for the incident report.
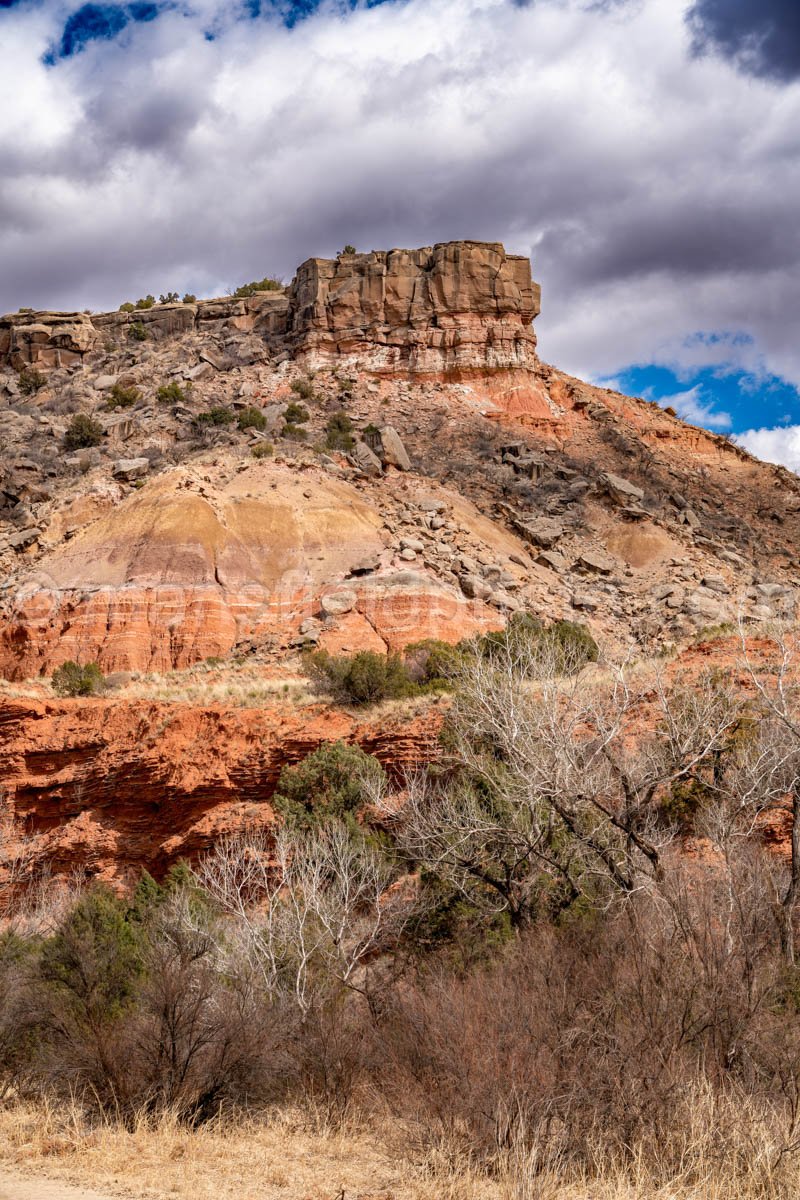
[0,1175,121,1200]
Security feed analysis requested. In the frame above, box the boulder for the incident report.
[516,517,564,549]
[577,549,615,575]
[112,457,150,482]
[350,440,383,476]
[320,590,357,617]
[460,574,493,600]
[601,472,645,506]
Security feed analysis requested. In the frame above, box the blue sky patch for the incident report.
[246,0,397,28]
[601,362,800,435]
[46,2,161,61]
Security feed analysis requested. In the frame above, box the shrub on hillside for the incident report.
[158,292,179,304]
[182,293,197,304]
[325,411,355,452]
[156,380,189,405]
[251,441,274,459]
[106,383,141,410]
[238,406,267,431]
[479,613,598,675]
[18,367,46,396]
[290,377,315,401]
[305,649,418,706]
[194,406,235,428]
[63,413,103,450]
[284,401,309,424]
[51,661,105,697]
[403,639,465,687]
[273,741,387,832]
[128,322,148,342]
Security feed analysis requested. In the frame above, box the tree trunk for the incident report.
[781,788,800,966]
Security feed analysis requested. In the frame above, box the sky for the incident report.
[1,0,799,468]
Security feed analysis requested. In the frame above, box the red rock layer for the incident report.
[0,696,444,886]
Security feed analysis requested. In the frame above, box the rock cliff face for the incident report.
[0,695,443,884]
[0,464,515,679]
[287,240,541,376]
[0,240,540,383]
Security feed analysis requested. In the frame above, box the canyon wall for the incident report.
[0,695,443,884]
[0,240,540,379]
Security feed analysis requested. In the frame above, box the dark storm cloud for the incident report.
[688,0,800,80]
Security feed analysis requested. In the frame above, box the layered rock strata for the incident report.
[0,695,444,884]
[0,241,540,382]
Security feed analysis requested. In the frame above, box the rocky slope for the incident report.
[1,238,798,880]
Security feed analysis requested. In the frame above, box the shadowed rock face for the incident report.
[0,241,540,378]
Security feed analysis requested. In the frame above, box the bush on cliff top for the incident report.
[51,661,105,697]
[232,277,282,298]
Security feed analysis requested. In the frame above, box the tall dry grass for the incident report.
[1,1087,798,1200]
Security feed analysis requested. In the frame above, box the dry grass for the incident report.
[118,662,317,707]
[1,1093,798,1200]
[0,1101,511,1200]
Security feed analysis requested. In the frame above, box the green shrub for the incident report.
[135,295,155,310]
[232,277,282,298]
[40,886,144,1023]
[118,301,135,313]
[341,244,357,256]
[479,614,598,675]
[305,649,418,706]
[106,383,141,410]
[51,660,105,697]
[290,378,315,401]
[325,411,354,451]
[251,441,274,459]
[273,741,387,832]
[156,380,189,405]
[284,401,309,424]
[182,293,197,304]
[195,406,235,428]
[159,292,179,304]
[404,639,464,687]
[64,413,103,450]
[280,423,307,441]
[237,405,266,431]
[128,321,148,342]
[18,367,46,396]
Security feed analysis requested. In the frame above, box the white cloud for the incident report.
[0,0,799,404]
[655,385,731,430]
[736,425,800,472]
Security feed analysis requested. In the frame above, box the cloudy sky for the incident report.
[1,0,799,465]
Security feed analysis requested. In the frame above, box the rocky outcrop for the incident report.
[0,242,540,383]
[0,465,508,678]
[287,241,541,376]
[0,695,444,884]
[0,311,99,369]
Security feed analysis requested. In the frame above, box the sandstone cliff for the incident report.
[0,694,443,885]
[2,237,800,882]
[0,240,540,384]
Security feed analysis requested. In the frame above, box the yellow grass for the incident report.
[0,1096,798,1200]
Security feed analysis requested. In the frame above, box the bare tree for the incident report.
[195,820,412,1013]
[736,621,800,964]
[387,635,746,927]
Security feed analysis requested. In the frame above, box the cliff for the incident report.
[0,694,443,885]
[0,240,540,382]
